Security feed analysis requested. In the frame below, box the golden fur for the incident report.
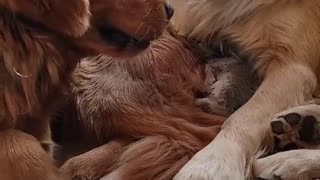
[0,0,171,179]
[170,0,320,179]
[58,29,226,180]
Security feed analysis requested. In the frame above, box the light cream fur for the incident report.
[170,0,320,179]
[254,149,320,180]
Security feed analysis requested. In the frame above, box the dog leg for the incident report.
[174,63,317,180]
[115,112,221,148]
[60,140,129,180]
[254,150,320,180]
[0,129,66,180]
[101,136,194,180]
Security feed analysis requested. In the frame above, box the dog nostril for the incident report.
[164,3,174,19]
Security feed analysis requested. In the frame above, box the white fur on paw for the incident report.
[254,150,320,180]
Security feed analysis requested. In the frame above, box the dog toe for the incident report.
[299,115,319,143]
[271,121,285,135]
[282,113,301,126]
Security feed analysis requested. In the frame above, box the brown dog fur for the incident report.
[58,29,226,180]
[0,0,170,179]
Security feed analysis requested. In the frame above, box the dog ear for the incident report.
[0,0,91,36]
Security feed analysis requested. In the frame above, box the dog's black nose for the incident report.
[164,2,174,19]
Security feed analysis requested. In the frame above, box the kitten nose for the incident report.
[164,2,174,19]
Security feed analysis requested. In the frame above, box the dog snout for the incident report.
[164,2,174,19]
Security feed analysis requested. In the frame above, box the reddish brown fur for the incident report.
[0,0,170,179]
[60,29,225,180]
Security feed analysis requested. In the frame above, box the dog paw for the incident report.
[254,150,320,180]
[270,104,320,150]
[255,153,296,180]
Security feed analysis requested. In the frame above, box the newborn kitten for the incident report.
[196,56,260,116]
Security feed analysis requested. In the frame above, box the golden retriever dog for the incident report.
[0,0,172,179]
[170,0,320,179]
[58,29,230,180]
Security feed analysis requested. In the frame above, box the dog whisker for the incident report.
[13,67,32,78]
[156,3,163,10]
[134,22,145,36]
[156,18,170,22]
[142,8,152,18]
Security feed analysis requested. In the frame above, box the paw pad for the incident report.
[271,121,285,134]
[282,113,301,126]
[271,111,320,150]
[300,116,318,143]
